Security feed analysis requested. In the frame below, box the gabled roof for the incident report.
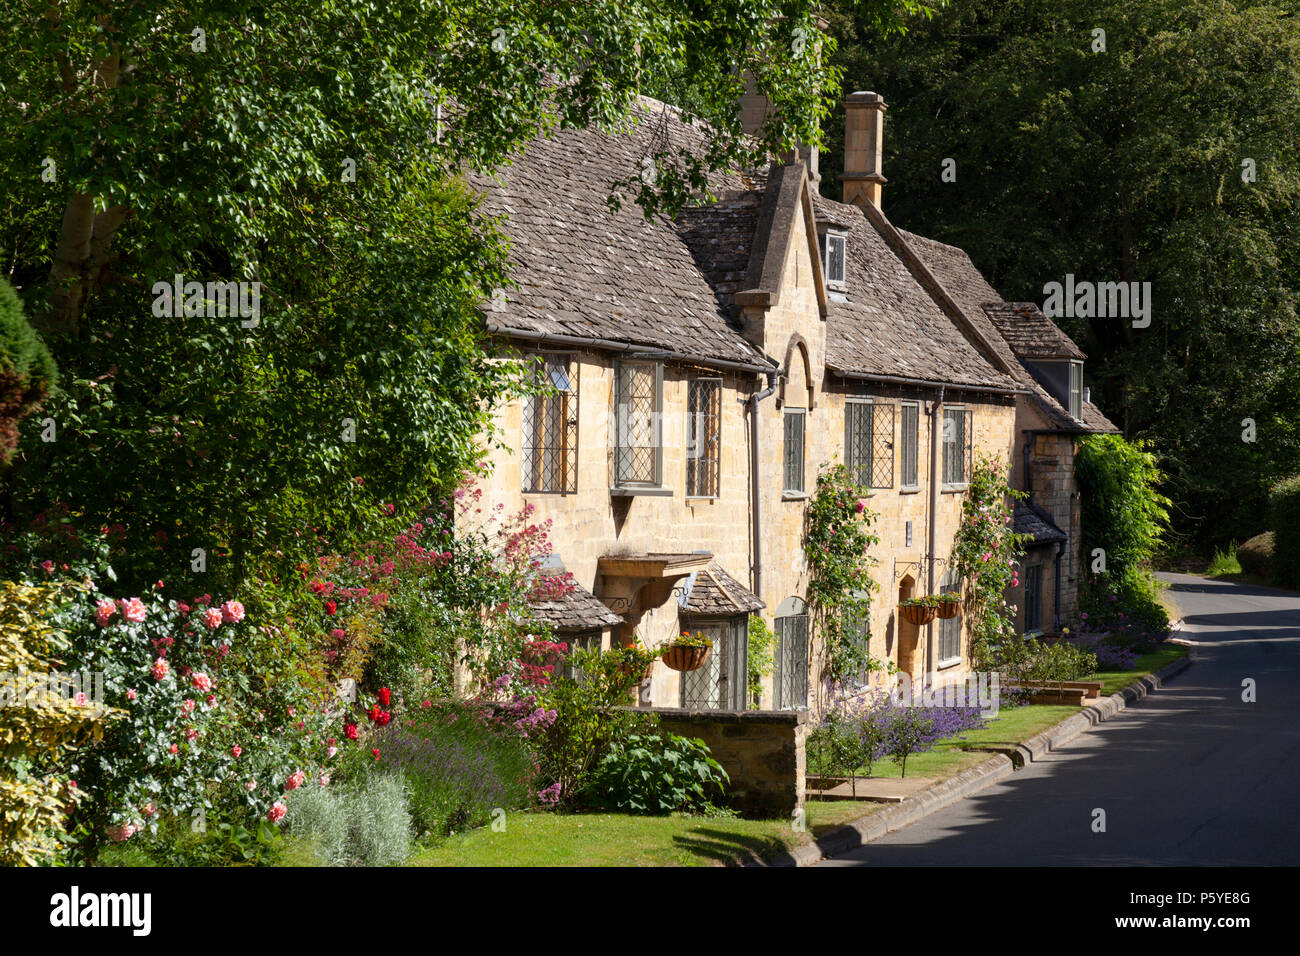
[899,230,1118,434]
[530,575,623,632]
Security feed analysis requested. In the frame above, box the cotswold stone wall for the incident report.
[1030,432,1081,622]
[653,707,806,818]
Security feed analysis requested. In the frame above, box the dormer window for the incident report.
[1068,361,1083,418]
[819,230,847,291]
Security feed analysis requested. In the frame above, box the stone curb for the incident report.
[763,651,1194,868]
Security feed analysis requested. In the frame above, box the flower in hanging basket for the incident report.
[662,631,712,672]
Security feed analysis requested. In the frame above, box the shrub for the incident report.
[1271,476,1300,587]
[1076,434,1171,580]
[0,278,56,465]
[1076,575,1169,651]
[373,702,536,838]
[881,700,987,778]
[1237,532,1274,579]
[535,646,657,805]
[993,634,1099,684]
[284,774,412,866]
[0,581,121,866]
[808,685,890,779]
[587,733,729,814]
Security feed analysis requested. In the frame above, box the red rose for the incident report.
[344,723,359,740]
[377,687,391,707]
[375,710,391,726]
[372,748,380,760]
[325,599,337,615]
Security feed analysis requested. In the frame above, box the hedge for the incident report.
[1270,477,1300,587]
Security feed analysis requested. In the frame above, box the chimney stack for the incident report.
[739,74,821,191]
[842,91,887,210]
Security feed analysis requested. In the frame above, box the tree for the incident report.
[0,0,921,588]
[826,0,1300,549]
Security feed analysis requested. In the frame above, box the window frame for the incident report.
[521,352,579,495]
[685,376,722,499]
[783,407,806,496]
[941,405,974,489]
[937,570,962,667]
[818,229,848,291]
[1068,361,1083,419]
[679,614,749,711]
[845,397,894,491]
[900,401,920,490]
[1024,564,1044,636]
[774,599,810,710]
[612,359,664,490]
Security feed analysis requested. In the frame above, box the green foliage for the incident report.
[1237,532,1274,579]
[536,647,658,804]
[950,457,1028,669]
[804,463,882,686]
[0,278,56,465]
[746,616,776,707]
[1077,435,1171,578]
[284,774,412,866]
[1270,477,1300,588]
[0,581,121,866]
[587,733,729,815]
[998,638,1099,685]
[827,0,1300,549]
[1205,544,1242,577]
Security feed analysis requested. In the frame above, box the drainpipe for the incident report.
[1053,544,1063,632]
[749,366,780,599]
[926,386,945,676]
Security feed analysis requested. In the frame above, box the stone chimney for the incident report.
[842,91,887,210]
[739,74,820,191]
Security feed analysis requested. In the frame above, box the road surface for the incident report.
[819,573,1300,866]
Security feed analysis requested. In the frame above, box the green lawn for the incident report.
[406,643,1189,867]
[405,801,880,867]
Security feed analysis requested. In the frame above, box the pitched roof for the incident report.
[530,575,623,632]
[1014,502,1068,546]
[898,230,1119,433]
[471,100,767,369]
[983,302,1086,360]
[679,563,765,615]
[814,198,1020,391]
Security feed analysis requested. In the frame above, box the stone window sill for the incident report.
[782,491,809,501]
[610,486,673,497]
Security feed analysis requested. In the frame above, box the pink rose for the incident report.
[285,770,306,791]
[169,743,179,754]
[181,698,196,714]
[74,692,88,707]
[202,607,223,630]
[231,745,242,758]
[326,745,338,759]
[245,780,257,791]
[185,728,199,742]
[118,597,148,623]
[191,672,212,693]
[318,774,330,787]
[267,801,288,824]
[151,658,169,681]
[126,688,137,701]
[95,599,117,627]
[221,600,245,623]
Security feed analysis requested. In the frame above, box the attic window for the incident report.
[819,230,847,290]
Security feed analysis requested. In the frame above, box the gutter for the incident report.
[827,367,1025,397]
[926,385,945,675]
[749,365,781,600]
[489,326,773,375]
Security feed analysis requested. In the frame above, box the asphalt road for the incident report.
[819,573,1300,866]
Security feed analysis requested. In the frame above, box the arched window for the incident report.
[937,570,962,665]
[774,596,809,709]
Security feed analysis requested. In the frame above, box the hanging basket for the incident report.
[618,659,655,683]
[900,603,937,627]
[662,644,711,672]
[935,598,962,620]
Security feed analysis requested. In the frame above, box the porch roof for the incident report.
[678,562,764,615]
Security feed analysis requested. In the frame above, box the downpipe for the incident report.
[748,367,780,600]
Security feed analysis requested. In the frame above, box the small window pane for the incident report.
[522,354,577,494]
[687,379,721,497]
[826,234,846,284]
[784,410,805,493]
[901,403,919,486]
[614,361,661,486]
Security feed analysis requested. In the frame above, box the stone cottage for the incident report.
[471,86,1115,712]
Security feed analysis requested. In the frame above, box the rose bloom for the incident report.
[185,728,198,742]
[285,770,306,791]
[118,597,148,623]
[326,745,338,759]
[267,801,287,824]
[206,694,217,706]
[374,710,392,727]
[126,688,137,701]
[318,774,330,787]
[191,672,212,693]
[151,658,169,681]
[143,803,156,818]
[95,599,117,627]
[324,599,338,616]
[344,723,359,740]
[168,743,178,754]
[377,687,391,707]
[202,607,223,629]
[74,692,88,707]
[231,745,242,758]
[245,780,257,791]
[181,698,196,714]
[221,600,246,623]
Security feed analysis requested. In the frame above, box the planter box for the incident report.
[1019,682,1088,706]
